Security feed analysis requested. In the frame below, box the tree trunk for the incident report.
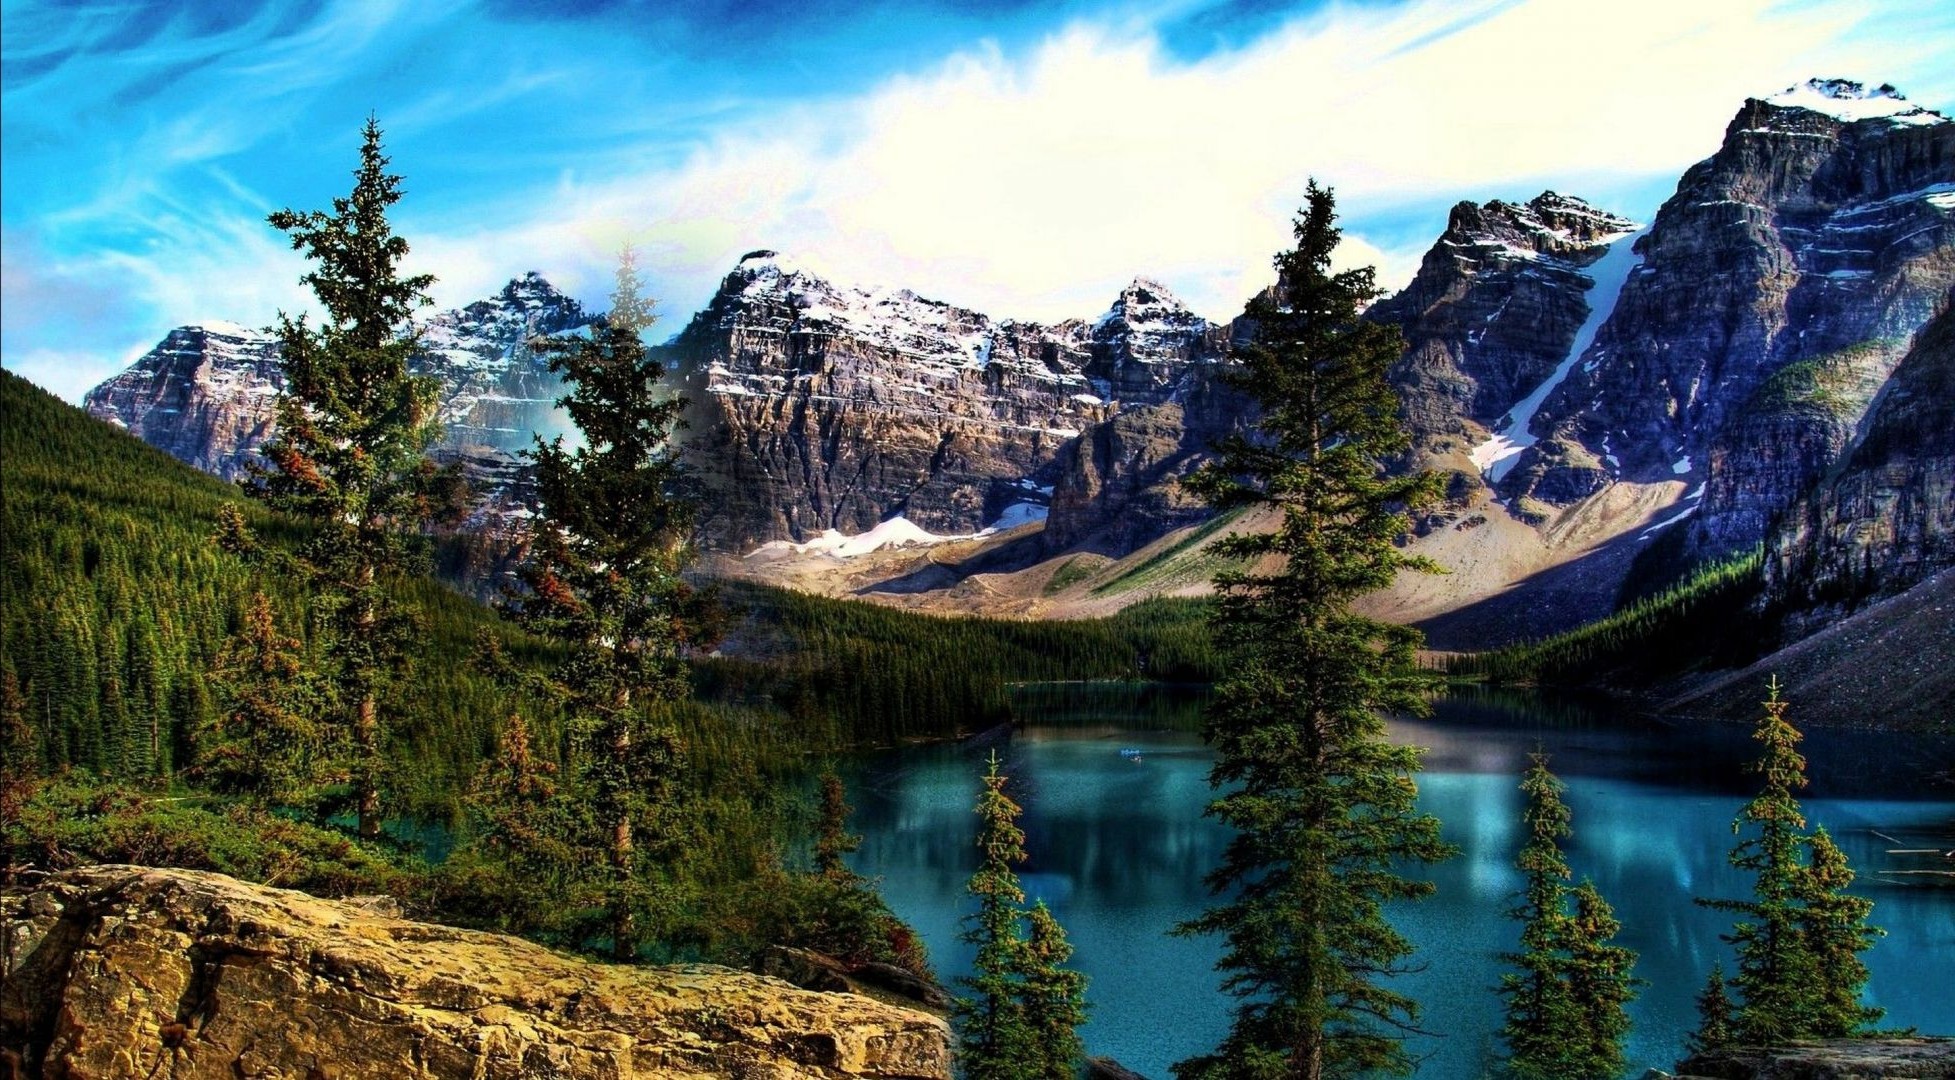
[609,685,633,961]
[356,690,379,838]
[355,563,379,840]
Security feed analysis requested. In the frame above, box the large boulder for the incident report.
[1,865,951,1080]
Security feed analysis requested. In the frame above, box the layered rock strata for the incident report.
[1506,80,1954,560]
[1766,297,1955,633]
[665,252,1230,550]
[84,273,594,479]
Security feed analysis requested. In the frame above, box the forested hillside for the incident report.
[2,367,1215,799]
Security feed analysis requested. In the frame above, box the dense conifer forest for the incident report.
[0,366,1217,962]
[1446,549,1767,687]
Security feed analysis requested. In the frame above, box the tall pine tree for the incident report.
[1795,826,1883,1037]
[1563,880,1637,1078]
[1696,679,1882,1048]
[814,769,861,878]
[1497,755,1637,1080]
[502,246,705,960]
[1175,182,1452,1080]
[1020,899,1090,1080]
[1698,678,1814,1045]
[1498,754,1579,1080]
[195,593,328,804]
[954,750,1032,1080]
[253,117,442,838]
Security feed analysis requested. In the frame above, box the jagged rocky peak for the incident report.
[1499,77,1955,557]
[667,249,1242,550]
[82,322,286,478]
[1370,191,1640,443]
[421,271,591,362]
[693,249,1009,371]
[1087,276,1229,397]
[1756,78,1948,129]
[84,273,599,479]
[1098,277,1193,329]
[1442,191,1639,259]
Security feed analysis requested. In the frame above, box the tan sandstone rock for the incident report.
[0,865,951,1080]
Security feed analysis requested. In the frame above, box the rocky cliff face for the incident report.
[1,865,951,1080]
[80,321,285,478]
[666,252,1230,551]
[1766,297,1955,633]
[83,273,594,479]
[1372,191,1639,442]
[1504,80,1954,559]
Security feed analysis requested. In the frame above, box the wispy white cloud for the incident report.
[3,0,1950,401]
[412,0,1953,329]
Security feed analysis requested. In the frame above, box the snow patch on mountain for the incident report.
[1471,225,1648,481]
[1762,79,1947,127]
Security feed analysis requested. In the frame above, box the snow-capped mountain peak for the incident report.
[1762,78,1946,127]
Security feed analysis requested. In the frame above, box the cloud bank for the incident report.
[3,0,1950,400]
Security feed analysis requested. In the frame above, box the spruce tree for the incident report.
[1698,678,1818,1045]
[0,667,36,866]
[954,750,1031,1079]
[1175,181,1452,1080]
[462,712,579,928]
[1020,899,1090,1080]
[196,593,328,804]
[1498,755,1637,1080]
[254,117,442,838]
[814,769,861,878]
[1689,963,1735,1055]
[503,246,704,959]
[1796,826,1883,1036]
[1497,754,1579,1080]
[1698,679,1883,1046]
[1563,880,1637,1078]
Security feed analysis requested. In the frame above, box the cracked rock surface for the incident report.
[1,865,951,1080]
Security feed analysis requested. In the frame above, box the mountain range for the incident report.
[79,78,1955,663]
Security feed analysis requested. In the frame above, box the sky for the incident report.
[4,0,1952,403]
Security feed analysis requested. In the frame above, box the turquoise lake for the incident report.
[839,686,1955,1078]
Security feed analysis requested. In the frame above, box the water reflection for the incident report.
[842,687,1954,1078]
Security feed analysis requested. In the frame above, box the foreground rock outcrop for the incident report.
[0,866,950,1080]
[1672,1038,1955,1078]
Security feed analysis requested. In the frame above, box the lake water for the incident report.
[839,685,1955,1078]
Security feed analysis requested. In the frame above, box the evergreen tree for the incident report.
[0,667,36,866]
[503,246,705,960]
[954,750,1031,1080]
[1689,963,1735,1056]
[1020,899,1090,1080]
[1563,880,1637,1078]
[1795,826,1883,1036]
[461,712,579,926]
[814,769,861,878]
[1497,754,1579,1080]
[1175,181,1452,1080]
[1497,756,1637,1080]
[1698,678,1820,1045]
[195,593,328,803]
[253,117,442,838]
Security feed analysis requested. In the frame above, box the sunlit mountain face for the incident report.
[4,0,1949,402]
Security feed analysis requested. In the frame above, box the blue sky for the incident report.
[4,0,1951,401]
